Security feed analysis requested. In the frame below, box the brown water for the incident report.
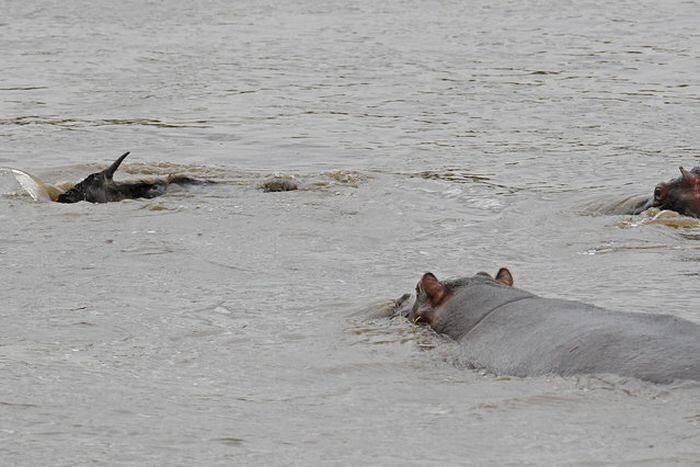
[1,0,700,465]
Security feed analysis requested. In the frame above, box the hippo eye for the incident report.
[654,186,665,201]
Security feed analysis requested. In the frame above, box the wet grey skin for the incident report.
[606,166,700,217]
[56,152,206,203]
[407,270,700,384]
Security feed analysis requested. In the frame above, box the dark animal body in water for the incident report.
[652,166,700,217]
[407,269,700,384]
[601,166,700,218]
[56,152,208,203]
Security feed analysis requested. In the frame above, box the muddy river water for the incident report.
[1,0,699,465]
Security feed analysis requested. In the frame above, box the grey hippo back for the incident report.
[418,275,700,384]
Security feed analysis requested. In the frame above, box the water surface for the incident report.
[1,0,699,465]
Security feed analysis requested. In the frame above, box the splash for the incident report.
[617,208,700,229]
[0,168,65,202]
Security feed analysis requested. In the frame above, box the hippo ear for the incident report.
[420,272,448,306]
[495,268,513,286]
[680,166,691,180]
[680,166,699,185]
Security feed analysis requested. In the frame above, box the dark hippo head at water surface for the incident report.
[652,166,700,218]
[586,165,700,218]
[407,269,700,384]
[56,152,206,203]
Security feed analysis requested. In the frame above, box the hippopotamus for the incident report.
[57,152,207,203]
[599,166,700,217]
[652,166,700,217]
[407,269,700,384]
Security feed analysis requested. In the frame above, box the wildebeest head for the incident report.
[408,268,513,325]
[652,166,700,218]
[57,152,130,203]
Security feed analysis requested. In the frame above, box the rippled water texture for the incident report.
[1,1,699,465]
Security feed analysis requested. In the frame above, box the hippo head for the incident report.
[57,152,129,203]
[408,268,513,326]
[652,166,700,218]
